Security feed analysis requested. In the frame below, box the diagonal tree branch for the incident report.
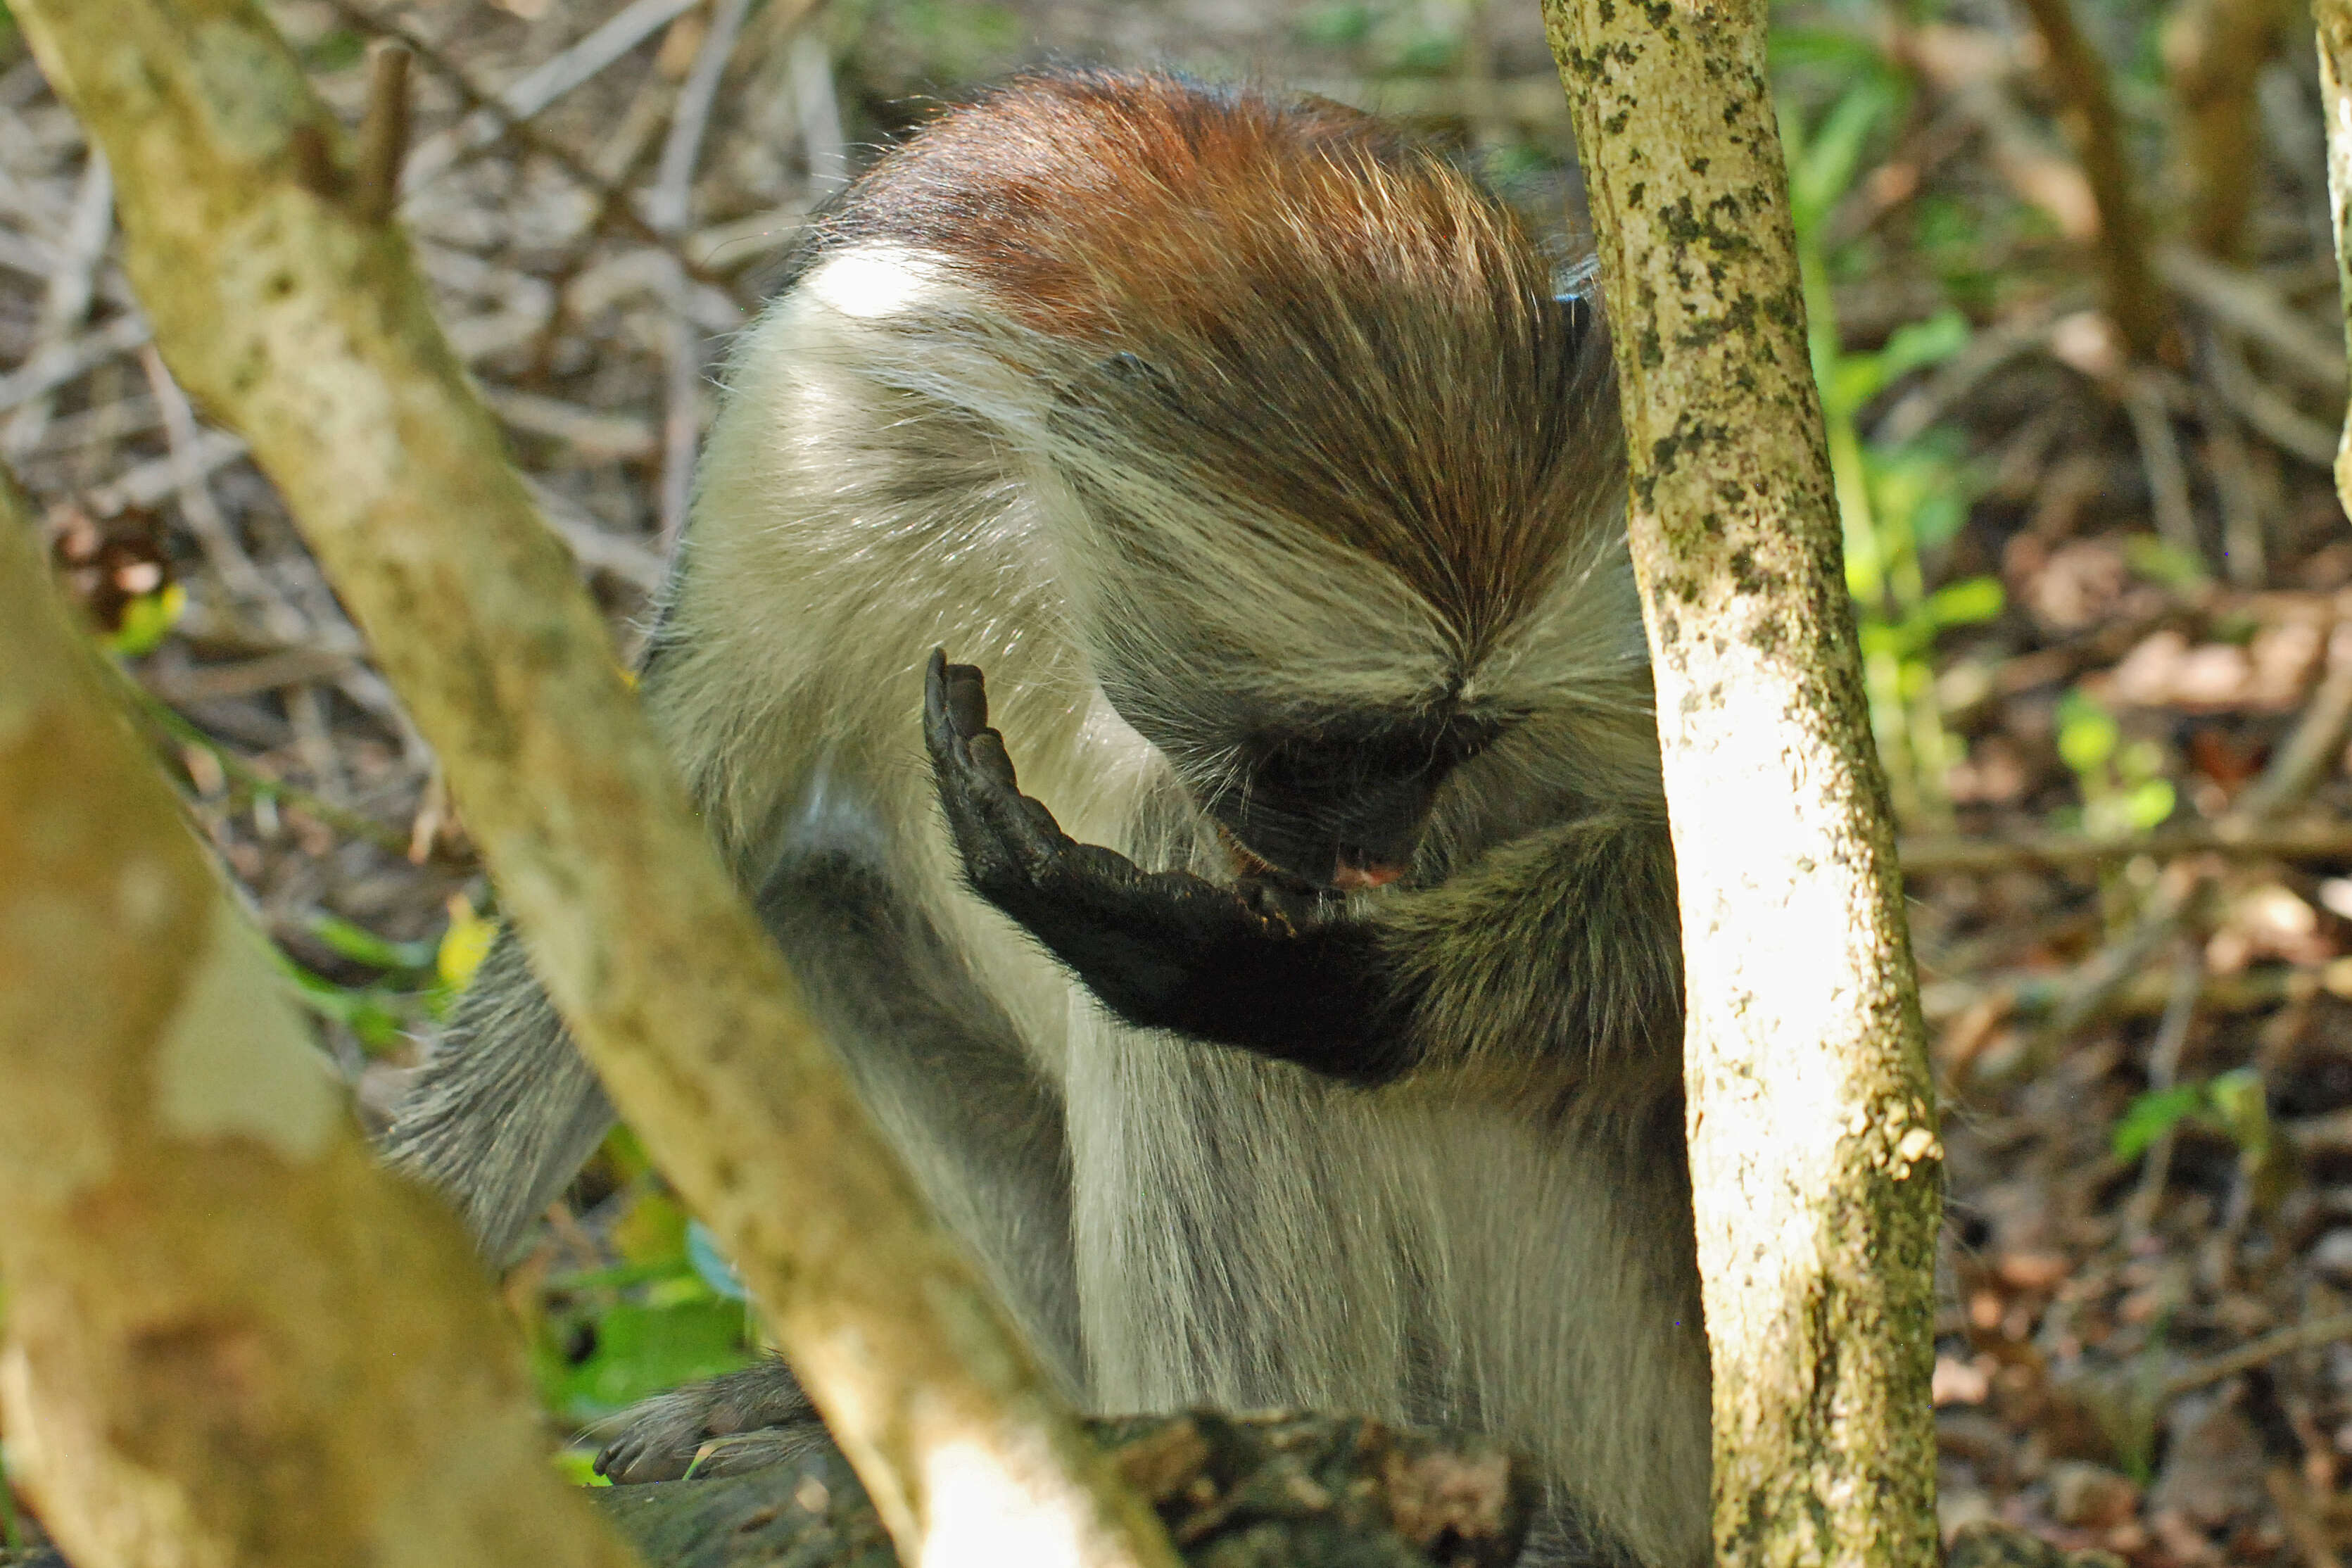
[0,468,643,1568]
[7,4,1180,1566]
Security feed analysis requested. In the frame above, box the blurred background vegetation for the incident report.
[4,0,2352,1560]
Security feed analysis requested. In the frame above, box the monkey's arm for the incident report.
[925,652,1680,1087]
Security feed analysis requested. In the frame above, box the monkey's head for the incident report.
[828,74,1659,889]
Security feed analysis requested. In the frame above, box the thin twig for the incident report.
[2264,1467,2345,1568]
[139,345,309,643]
[2208,327,2342,466]
[85,424,243,512]
[140,646,358,704]
[396,0,704,193]
[4,146,114,452]
[788,30,847,194]
[2121,943,2206,1248]
[481,386,657,460]
[2193,356,2270,586]
[1871,295,2071,447]
[2123,369,2204,560]
[2164,1312,2352,1398]
[352,40,412,227]
[0,309,152,414]
[650,0,755,548]
[2159,246,2348,396]
[1904,822,2352,875]
[2011,0,2168,359]
[1923,956,2352,1025]
[2230,619,2352,820]
[320,0,735,292]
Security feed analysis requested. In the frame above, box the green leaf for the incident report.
[437,902,497,990]
[1826,353,1888,417]
[2123,535,2210,590]
[1877,308,1971,383]
[2206,1067,2270,1158]
[553,1449,611,1488]
[1924,576,2004,628]
[271,954,411,1049]
[106,583,184,658]
[2121,776,2177,831]
[305,911,436,975]
[1768,27,1889,75]
[552,1298,756,1417]
[1294,3,1371,46]
[2113,1085,2206,1161]
[2056,692,2119,775]
[1911,490,1969,553]
[304,26,365,71]
[1787,79,1897,237]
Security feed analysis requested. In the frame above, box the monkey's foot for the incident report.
[594,1358,830,1485]
[923,650,1411,1084]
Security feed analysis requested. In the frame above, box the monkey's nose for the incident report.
[1332,856,1405,892]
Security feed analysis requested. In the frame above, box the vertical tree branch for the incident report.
[2013,0,2169,360]
[8,5,1181,1567]
[2165,0,2285,260]
[1541,1,1943,1564]
[0,474,643,1568]
[2316,0,2352,515]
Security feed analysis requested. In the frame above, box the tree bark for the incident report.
[2164,0,2287,260]
[8,6,1179,1567]
[0,473,641,1568]
[1540,4,1944,1566]
[2316,0,2352,516]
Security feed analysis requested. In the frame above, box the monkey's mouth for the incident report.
[1214,823,1408,894]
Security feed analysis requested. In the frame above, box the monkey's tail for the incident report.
[379,929,615,1263]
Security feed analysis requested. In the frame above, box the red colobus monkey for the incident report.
[386,71,1707,1567]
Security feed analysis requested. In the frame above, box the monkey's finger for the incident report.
[943,664,991,738]
[922,650,972,765]
[966,729,1022,790]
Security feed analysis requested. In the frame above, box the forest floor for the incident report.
[8,0,2352,1564]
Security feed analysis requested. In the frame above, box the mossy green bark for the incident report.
[2315,0,2352,515]
[9,5,1177,1565]
[1541,3,1942,1564]
[0,474,643,1568]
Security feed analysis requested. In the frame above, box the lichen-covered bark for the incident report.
[0,474,641,1568]
[1539,4,1942,1566]
[2316,0,2352,513]
[9,6,1177,1568]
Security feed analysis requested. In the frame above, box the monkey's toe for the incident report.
[593,1359,822,1486]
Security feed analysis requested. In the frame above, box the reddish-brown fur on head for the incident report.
[811,72,1619,662]
[828,72,1436,341]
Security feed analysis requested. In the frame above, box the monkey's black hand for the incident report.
[923,650,1414,1085]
